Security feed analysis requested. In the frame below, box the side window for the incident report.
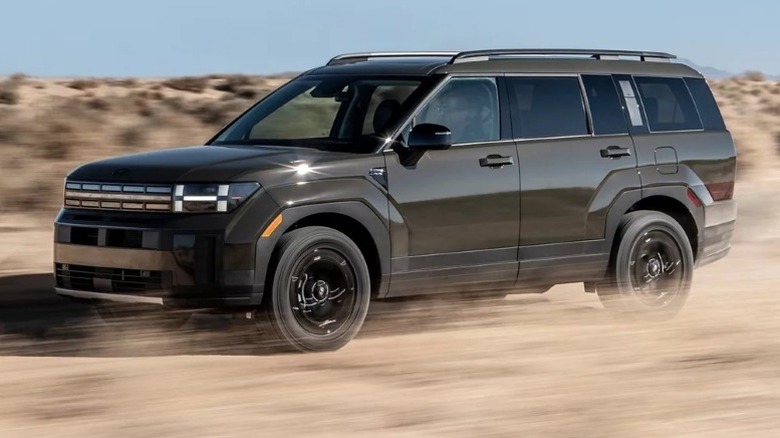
[634,76,703,132]
[582,75,627,135]
[507,77,588,139]
[684,78,726,131]
[412,77,500,144]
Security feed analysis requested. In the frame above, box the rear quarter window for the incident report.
[684,78,727,131]
[634,76,703,132]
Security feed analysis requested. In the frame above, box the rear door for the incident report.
[506,75,641,281]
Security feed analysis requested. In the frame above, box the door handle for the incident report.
[479,154,514,168]
[600,146,632,159]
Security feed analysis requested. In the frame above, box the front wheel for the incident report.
[256,227,371,352]
[597,211,694,319]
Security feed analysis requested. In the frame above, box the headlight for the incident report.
[173,182,260,213]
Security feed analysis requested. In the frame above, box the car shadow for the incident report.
[0,273,601,358]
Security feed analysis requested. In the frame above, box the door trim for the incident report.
[391,246,517,273]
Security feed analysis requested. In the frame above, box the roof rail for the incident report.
[327,51,459,66]
[451,49,676,64]
[326,49,677,67]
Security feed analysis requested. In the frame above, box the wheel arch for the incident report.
[605,186,704,268]
[626,196,699,259]
[252,201,391,305]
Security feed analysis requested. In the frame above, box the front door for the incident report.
[384,77,520,296]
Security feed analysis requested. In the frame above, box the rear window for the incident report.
[684,78,727,131]
[507,77,588,139]
[582,75,627,135]
[634,76,703,132]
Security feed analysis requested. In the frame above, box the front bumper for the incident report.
[53,189,280,309]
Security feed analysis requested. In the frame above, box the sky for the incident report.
[1,0,778,77]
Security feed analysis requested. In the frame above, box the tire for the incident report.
[597,211,694,319]
[256,226,371,352]
[96,302,190,330]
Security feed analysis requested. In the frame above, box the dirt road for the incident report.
[0,182,778,437]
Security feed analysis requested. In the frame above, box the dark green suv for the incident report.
[54,49,737,351]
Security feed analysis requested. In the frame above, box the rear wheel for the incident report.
[256,227,371,352]
[597,211,693,318]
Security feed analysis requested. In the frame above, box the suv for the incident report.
[54,49,737,351]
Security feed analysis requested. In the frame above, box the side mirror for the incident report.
[407,123,452,150]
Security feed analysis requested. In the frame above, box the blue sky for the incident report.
[1,0,777,77]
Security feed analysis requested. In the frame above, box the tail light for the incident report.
[686,189,702,207]
[705,181,734,201]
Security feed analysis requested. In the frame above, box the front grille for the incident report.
[55,263,165,293]
[64,181,173,212]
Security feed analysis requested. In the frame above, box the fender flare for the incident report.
[251,201,391,304]
[603,185,704,260]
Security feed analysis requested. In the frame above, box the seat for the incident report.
[372,99,402,134]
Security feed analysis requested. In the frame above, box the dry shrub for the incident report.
[110,78,138,88]
[765,103,780,116]
[0,79,20,105]
[86,97,111,111]
[67,79,101,91]
[743,71,766,82]
[162,76,208,93]
[729,78,745,88]
[39,121,74,159]
[0,109,20,143]
[213,75,253,93]
[2,177,62,214]
[162,96,186,112]
[0,88,19,105]
[749,87,763,96]
[235,88,258,100]
[9,73,28,82]
[131,89,151,99]
[191,101,244,126]
[118,125,147,149]
[775,131,780,154]
[131,89,163,101]
[134,99,155,118]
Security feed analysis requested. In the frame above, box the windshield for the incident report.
[212,75,434,153]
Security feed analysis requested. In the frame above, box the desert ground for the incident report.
[0,74,779,437]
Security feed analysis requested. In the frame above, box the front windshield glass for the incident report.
[212,76,433,153]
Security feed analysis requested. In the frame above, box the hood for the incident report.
[67,145,338,184]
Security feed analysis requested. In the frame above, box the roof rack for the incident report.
[327,51,459,66]
[326,49,677,67]
[450,49,676,63]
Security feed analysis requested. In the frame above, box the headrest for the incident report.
[373,99,402,133]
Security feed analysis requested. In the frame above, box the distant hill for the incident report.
[680,58,779,81]
[679,59,735,80]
